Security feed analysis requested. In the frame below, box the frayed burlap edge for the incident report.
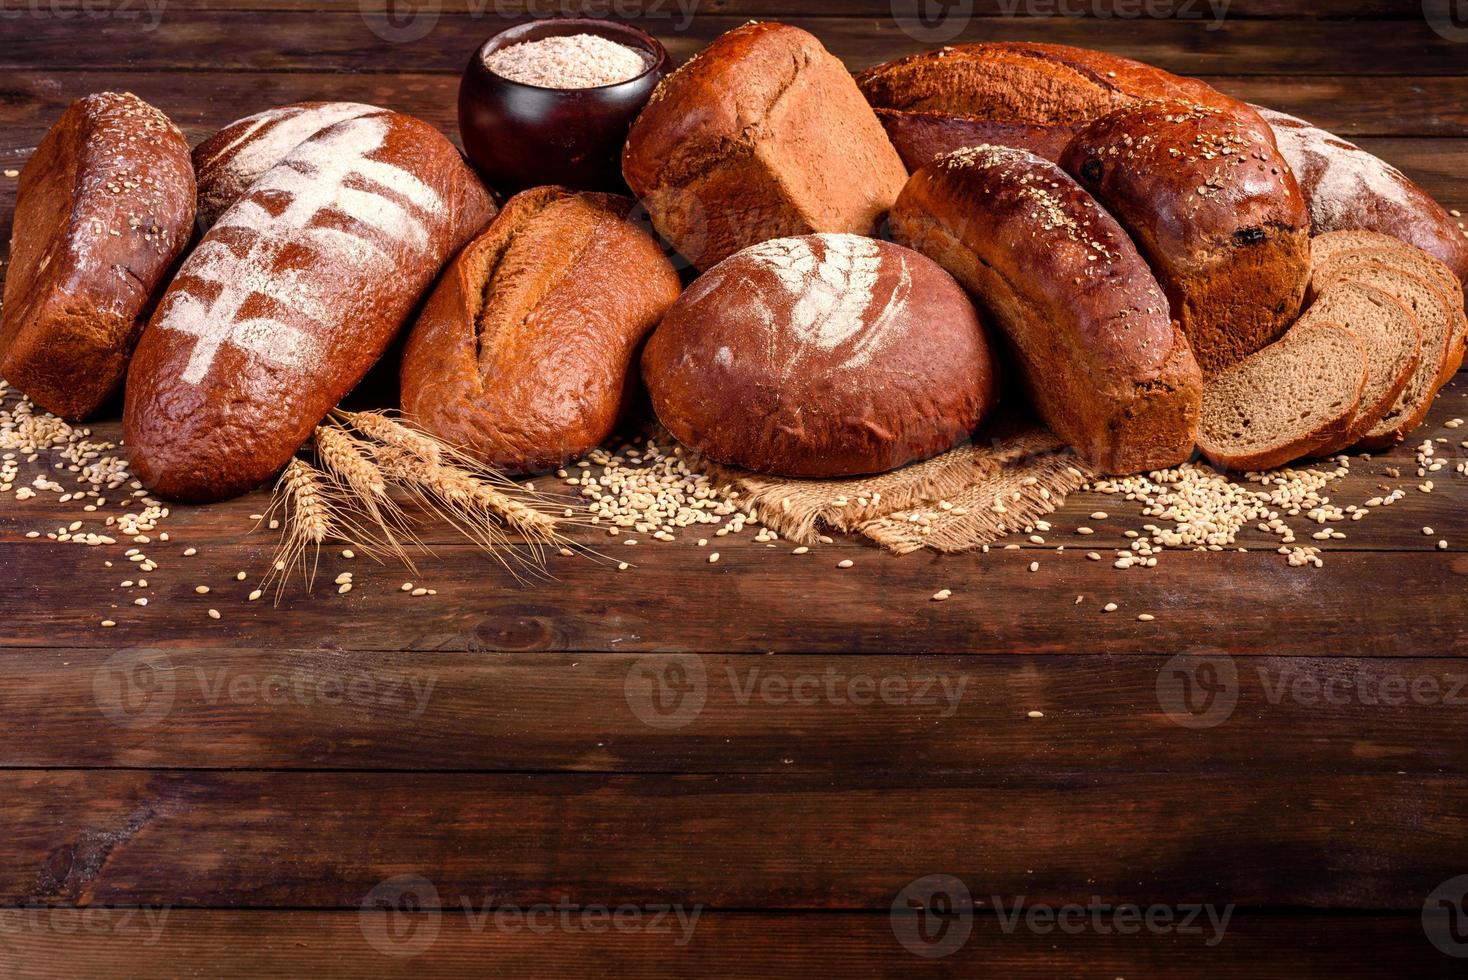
[687,420,1094,553]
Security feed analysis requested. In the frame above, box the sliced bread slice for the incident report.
[1312,229,1467,378]
[1312,261,1456,449]
[1198,321,1366,472]
[1295,280,1421,457]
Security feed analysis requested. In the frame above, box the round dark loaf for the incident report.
[855,42,1239,168]
[124,110,496,503]
[642,233,997,478]
[1059,100,1311,375]
[0,92,194,420]
[401,186,682,474]
[890,144,1202,476]
[192,101,381,230]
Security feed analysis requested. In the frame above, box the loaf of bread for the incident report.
[622,21,908,271]
[890,145,1202,475]
[0,92,194,420]
[856,42,1238,168]
[642,234,997,478]
[192,101,381,229]
[1256,106,1468,288]
[1059,100,1310,374]
[401,187,681,474]
[124,110,495,503]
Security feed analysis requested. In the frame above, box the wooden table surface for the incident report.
[2,1,1467,975]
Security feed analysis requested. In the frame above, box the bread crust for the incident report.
[124,111,496,503]
[1059,100,1311,374]
[0,92,194,420]
[1257,107,1468,290]
[889,145,1202,476]
[400,187,681,474]
[856,42,1239,167]
[192,101,381,230]
[642,234,997,478]
[622,21,907,270]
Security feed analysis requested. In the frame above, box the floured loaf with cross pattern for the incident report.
[124,109,495,503]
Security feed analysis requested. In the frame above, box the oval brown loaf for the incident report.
[1059,100,1311,374]
[0,92,194,420]
[622,21,908,271]
[889,144,1202,475]
[400,186,681,474]
[855,42,1241,169]
[192,101,381,230]
[1255,106,1468,289]
[124,110,496,503]
[642,234,997,478]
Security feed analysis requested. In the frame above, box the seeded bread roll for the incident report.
[622,21,908,271]
[192,101,381,229]
[1293,281,1420,457]
[889,145,1202,475]
[125,110,496,503]
[1256,106,1468,290]
[401,187,682,474]
[856,42,1240,168]
[1059,100,1311,374]
[0,92,195,420]
[1198,321,1366,471]
[642,234,997,478]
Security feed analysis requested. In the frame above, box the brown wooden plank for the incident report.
[0,13,1463,76]
[0,908,1443,978]
[8,648,1468,776]
[5,769,1465,908]
[1,71,1465,146]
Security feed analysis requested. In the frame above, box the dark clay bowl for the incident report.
[459,18,671,194]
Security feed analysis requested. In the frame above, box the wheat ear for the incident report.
[263,458,339,596]
[313,423,418,571]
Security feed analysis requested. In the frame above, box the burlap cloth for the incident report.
[688,417,1095,554]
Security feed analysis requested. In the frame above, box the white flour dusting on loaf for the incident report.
[738,234,904,367]
[207,102,379,190]
[1262,109,1413,229]
[157,114,444,385]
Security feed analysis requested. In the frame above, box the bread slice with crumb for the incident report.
[1311,260,1458,450]
[1296,280,1421,457]
[1198,321,1366,471]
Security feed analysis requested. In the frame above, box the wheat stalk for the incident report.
[262,458,340,596]
[314,424,418,571]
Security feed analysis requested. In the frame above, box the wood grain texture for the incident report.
[1,13,1465,76]
[6,769,1467,908]
[0,910,1445,978]
[6,649,1468,775]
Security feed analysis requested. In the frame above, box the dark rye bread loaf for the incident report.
[889,145,1202,476]
[401,187,681,474]
[192,101,381,229]
[855,42,1240,168]
[1059,100,1310,374]
[622,22,908,271]
[1198,321,1366,472]
[125,111,495,503]
[1256,106,1468,290]
[642,234,996,478]
[0,92,194,420]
